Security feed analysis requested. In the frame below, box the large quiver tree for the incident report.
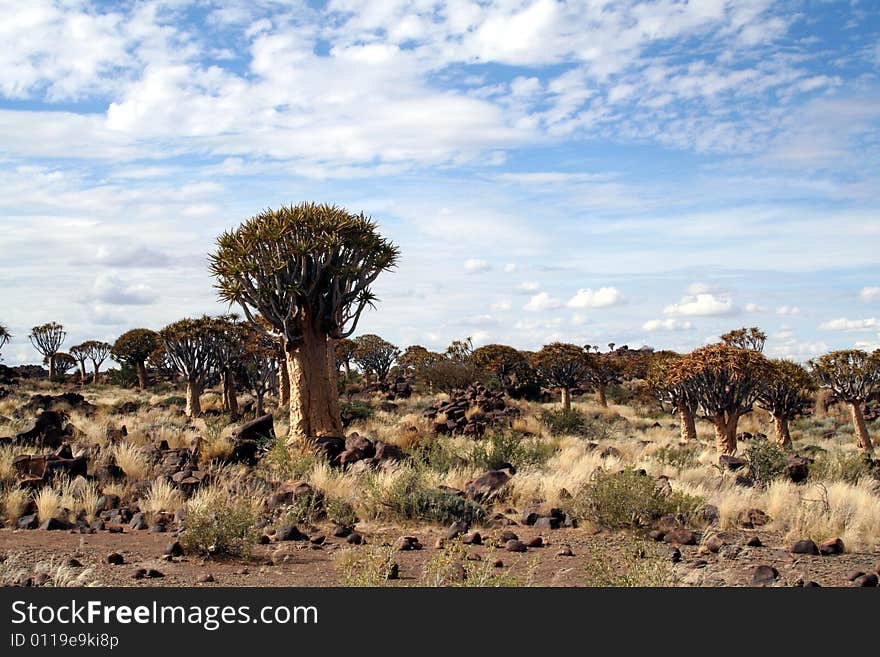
[159,317,223,417]
[757,359,815,449]
[210,203,399,442]
[29,322,66,379]
[353,334,400,384]
[647,350,699,443]
[112,329,160,389]
[530,342,590,410]
[810,350,880,454]
[669,344,770,455]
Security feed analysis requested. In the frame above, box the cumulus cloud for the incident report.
[93,245,171,268]
[516,281,541,294]
[859,287,880,303]
[776,305,800,315]
[490,299,512,311]
[818,317,879,331]
[664,293,735,316]
[642,318,693,332]
[89,273,158,306]
[524,292,562,312]
[566,286,624,309]
[503,263,517,273]
[745,302,766,313]
[464,258,491,273]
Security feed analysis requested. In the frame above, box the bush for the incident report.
[181,490,259,558]
[467,430,556,471]
[367,469,486,525]
[326,497,359,527]
[744,440,788,486]
[811,451,876,484]
[341,400,374,423]
[105,366,139,388]
[575,468,702,529]
[407,439,461,473]
[653,444,699,469]
[582,538,676,587]
[540,408,588,436]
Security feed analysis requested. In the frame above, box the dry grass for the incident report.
[2,487,29,525]
[33,486,62,523]
[112,442,152,480]
[0,445,15,485]
[141,479,184,520]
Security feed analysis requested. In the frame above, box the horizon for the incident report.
[1,1,879,365]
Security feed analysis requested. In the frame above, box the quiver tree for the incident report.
[647,350,699,443]
[335,338,357,379]
[720,327,767,352]
[397,345,442,379]
[0,324,11,360]
[472,344,528,393]
[445,337,474,363]
[212,315,246,416]
[68,343,90,385]
[52,352,77,378]
[530,342,590,410]
[757,359,815,449]
[669,344,770,455]
[583,349,624,407]
[209,202,399,442]
[810,350,880,454]
[29,322,66,378]
[353,334,400,384]
[159,317,223,417]
[241,326,280,416]
[112,329,161,389]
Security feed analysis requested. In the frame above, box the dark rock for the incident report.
[853,574,879,587]
[373,441,405,462]
[700,505,720,524]
[818,537,844,556]
[794,579,821,587]
[232,414,275,443]
[198,574,215,583]
[649,530,666,541]
[132,568,147,580]
[846,571,865,581]
[790,539,820,556]
[229,440,259,466]
[309,535,325,545]
[464,468,514,502]
[499,530,519,543]
[669,547,681,563]
[556,546,574,557]
[705,535,724,553]
[719,455,748,471]
[446,521,469,540]
[786,455,811,483]
[106,552,125,565]
[149,523,166,533]
[462,532,482,545]
[40,518,72,531]
[505,539,527,553]
[752,565,779,585]
[66,558,82,568]
[16,514,39,530]
[525,536,543,548]
[397,536,423,551]
[267,481,324,512]
[387,562,399,580]
[275,525,309,542]
[164,541,184,558]
[663,529,697,546]
[313,436,346,463]
[746,536,763,548]
[736,508,770,528]
[129,512,148,530]
[146,569,164,579]
[331,525,353,538]
[346,532,363,545]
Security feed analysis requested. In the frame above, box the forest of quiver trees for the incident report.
[1,204,880,460]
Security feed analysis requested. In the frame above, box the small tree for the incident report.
[112,329,161,389]
[472,344,528,393]
[353,334,400,383]
[445,337,474,363]
[720,327,767,352]
[647,351,699,443]
[52,352,77,378]
[335,338,357,379]
[0,323,11,361]
[241,326,280,416]
[210,203,399,442]
[670,344,770,455]
[397,345,442,379]
[212,315,246,416]
[160,317,224,417]
[29,322,66,378]
[530,342,590,410]
[69,343,90,385]
[810,350,880,454]
[757,359,815,449]
[583,348,624,407]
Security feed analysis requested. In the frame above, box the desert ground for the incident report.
[2,372,879,588]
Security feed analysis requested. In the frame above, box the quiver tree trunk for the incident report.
[850,402,874,454]
[222,370,239,416]
[185,380,202,417]
[773,414,792,449]
[285,322,343,444]
[255,391,265,416]
[78,364,87,386]
[677,403,697,443]
[560,387,571,410]
[135,360,148,389]
[712,415,738,455]
[279,346,290,407]
[91,361,100,384]
[48,356,56,380]
[596,383,607,408]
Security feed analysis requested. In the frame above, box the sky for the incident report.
[0,0,879,365]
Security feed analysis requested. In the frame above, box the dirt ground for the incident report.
[3,520,879,588]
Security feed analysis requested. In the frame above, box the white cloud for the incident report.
[516,281,541,293]
[664,293,735,316]
[566,286,624,309]
[89,273,158,306]
[524,292,561,312]
[464,258,491,273]
[745,302,766,313]
[818,317,880,332]
[490,299,512,312]
[776,305,800,315]
[502,263,517,273]
[859,287,880,303]
[642,318,693,332]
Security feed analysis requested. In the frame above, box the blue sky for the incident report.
[0,0,878,364]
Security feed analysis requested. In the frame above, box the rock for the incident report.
[96,494,120,512]
[534,516,560,530]
[106,552,125,565]
[267,481,324,511]
[164,540,184,558]
[462,532,482,545]
[498,530,519,543]
[669,547,682,563]
[556,546,574,557]
[465,468,514,502]
[373,441,405,462]
[313,436,346,463]
[275,525,309,542]
[705,535,724,553]
[746,536,763,548]
[309,535,325,545]
[39,518,72,531]
[346,532,363,545]
[786,455,810,483]
[649,530,666,541]
[853,574,879,587]
[331,524,353,538]
[790,539,820,556]
[198,574,215,583]
[146,569,164,578]
[446,520,469,540]
[663,529,697,546]
[66,558,82,567]
[149,523,166,533]
[387,562,399,580]
[505,539,527,553]
[129,512,148,530]
[736,508,770,528]
[525,536,543,548]
[793,579,821,587]
[700,505,720,524]
[397,536,423,551]
[752,565,779,585]
[229,440,259,466]
[846,571,865,581]
[521,510,539,525]
[132,568,147,580]
[233,414,275,443]
[719,455,748,471]
[15,410,72,448]
[818,537,844,556]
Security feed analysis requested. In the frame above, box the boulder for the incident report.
[505,539,528,553]
[464,468,514,502]
[275,524,309,542]
[267,481,325,512]
[791,539,820,555]
[313,436,346,463]
[852,574,879,587]
[786,455,811,483]
[752,565,779,585]
[818,537,844,556]
[663,529,697,546]
[15,410,71,448]
[232,414,275,443]
[736,508,770,528]
[704,535,724,553]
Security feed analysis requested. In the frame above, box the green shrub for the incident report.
[342,400,374,422]
[181,496,259,558]
[266,437,319,480]
[422,543,523,587]
[105,366,139,388]
[653,444,699,469]
[407,439,461,473]
[811,451,875,484]
[744,440,787,486]
[540,408,588,436]
[366,469,486,525]
[467,430,556,471]
[582,537,676,586]
[326,497,359,528]
[575,468,702,529]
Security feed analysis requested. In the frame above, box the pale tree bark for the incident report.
[279,339,290,407]
[850,402,874,454]
[596,383,607,408]
[91,360,101,384]
[48,356,56,380]
[222,370,239,416]
[285,322,343,445]
[713,415,738,455]
[560,387,571,410]
[135,361,148,389]
[185,380,202,417]
[677,403,697,443]
[773,414,792,449]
